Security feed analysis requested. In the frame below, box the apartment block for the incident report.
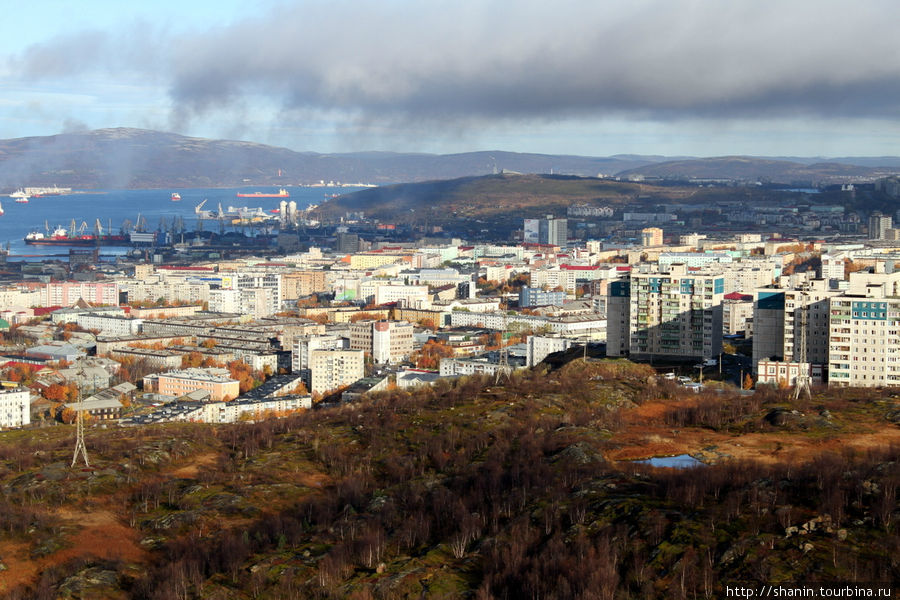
[349,320,414,364]
[281,270,328,300]
[611,264,724,360]
[0,388,30,428]
[605,280,631,357]
[641,227,664,247]
[143,368,240,401]
[752,279,838,374]
[526,335,574,367]
[309,349,365,394]
[827,295,900,387]
[519,286,565,308]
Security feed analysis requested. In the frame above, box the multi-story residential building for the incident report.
[0,388,30,428]
[827,294,900,387]
[293,334,347,386]
[529,268,578,294]
[349,320,414,364]
[782,281,839,366]
[869,212,892,240]
[143,368,240,402]
[281,270,328,300]
[722,293,754,336]
[208,288,276,318]
[0,287,41,311]
[309,349,365,394]
[122,280,210,305]
[526,335,574,367]
[658,252,732,269]
[820,254,846,281]
[29,282,120,307]
[524,216,567,247]
[76,313,143,336]
[519,286,566,308]
[753,278,840,375]
[373,284,430,308]
[605,280,631,357]
[641,227,664,247]
[607,264,724,360]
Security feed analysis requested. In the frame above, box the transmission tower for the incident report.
[71,374,90,468]
[495,318,512,384]
[793,294,812,401]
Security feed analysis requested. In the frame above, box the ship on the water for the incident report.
[236,188,290,198]
[171,192,181,202]
[10,189,30,203]
[25,226,129,246]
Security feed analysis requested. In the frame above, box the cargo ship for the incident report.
[236,188,290,198]
[25,227,129,246]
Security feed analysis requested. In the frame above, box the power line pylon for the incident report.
[71,379,90,468]
[495,318,511,384]
[793,294,812,401]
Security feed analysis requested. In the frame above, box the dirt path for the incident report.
[167,451,219,478]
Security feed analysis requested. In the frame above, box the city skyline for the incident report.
[3,1,900,157]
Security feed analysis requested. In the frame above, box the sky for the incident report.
[3,0,900,157]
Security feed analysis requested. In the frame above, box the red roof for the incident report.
[615,266,632,271]
[561,264,600,271]
[724,292,753,301]
[33,306,62,316]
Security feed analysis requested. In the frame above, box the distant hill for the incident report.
[0,128,654,190]
[318,173,663,222]
[0,128,897,190]
[616,156,899,184]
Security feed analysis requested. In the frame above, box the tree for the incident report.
[42,383,70,402]
[743,373,754,390]
[412,339,455,369]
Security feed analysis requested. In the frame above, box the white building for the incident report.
[526,335,574,367]
[827,295,900,387]
[76,313,143,336]
[0,388,31,428]
[349,320,414,364]
[310,349,365,394]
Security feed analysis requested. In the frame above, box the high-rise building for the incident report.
[869,212,892,240]
[641,227,664,247]
[337,232,360,254]
[752,279,840,375]
[828,294,900,387]
[607,264,724,360]
[523,216,567,246]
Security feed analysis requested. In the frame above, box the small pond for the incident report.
[632,454,705,469]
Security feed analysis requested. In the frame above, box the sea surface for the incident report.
[0,186,366,259]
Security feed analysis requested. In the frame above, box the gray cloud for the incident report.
[15,0,900,131]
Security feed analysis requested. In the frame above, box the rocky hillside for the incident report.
[1,358,898,598]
